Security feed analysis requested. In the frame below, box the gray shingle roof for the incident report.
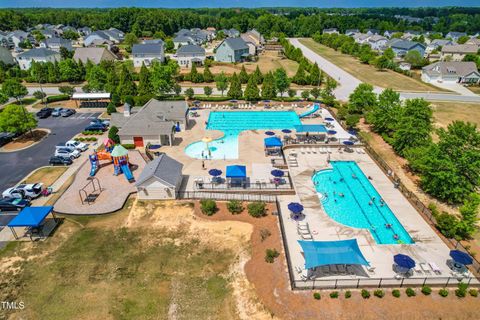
[223,37,248,51]
[132,43,163,55]
[176,44,205,56]
[441,44,479,54]
[423,61,479,78]
[135,154,183,187]
[0,47,15,65]
[17,48,58,59]
[389,40,425,50]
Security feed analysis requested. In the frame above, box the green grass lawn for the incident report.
[5,98,38,107]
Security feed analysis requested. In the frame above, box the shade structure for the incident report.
[288,202,304,214]
[111,145,129,157]
[226,165,246,178]
[298,239,370,269]
[343,140,354,146]
[208,169,222,177]
[394,254,416,269]
[282,129,292,133]
[325,117,335,121]
[8,206,53,227]
[202,137,212,143]
[450,250,473,265]
[271,169,285,177]
[265,131,275,136]
[327,130,337,135]
[264,136,283,148]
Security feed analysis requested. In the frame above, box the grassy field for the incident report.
[22,166,67,187]
[5,98,38,107]
[431,101,480,128]
[299,38,447,93]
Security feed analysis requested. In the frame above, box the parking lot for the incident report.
[0,112,100,191]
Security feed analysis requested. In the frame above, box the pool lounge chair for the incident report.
[413,265,423,275]
[419,262,431,274]
[429,262,442,275]
[301,233,313,240]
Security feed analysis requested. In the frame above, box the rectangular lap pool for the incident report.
[312,161,413,245]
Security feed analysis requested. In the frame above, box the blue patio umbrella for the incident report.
[325,117,335,121]
[265,131,275,136]
[394,254,416,269]
[450,250,473,265]
[348,129,357,135]
[208,169,222,177]
[288,202,304,214]
[271,169,285,177]
[148,144,161,150]
[327,130,337,135]
[343,140,354,146]
[282,129,292,133]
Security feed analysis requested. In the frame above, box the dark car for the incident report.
[84,124,107,132]
[36,107,53,119]
[0,198,30,212]
[61,109,76,117]
[49,156,73,166]
[0,132,15,147]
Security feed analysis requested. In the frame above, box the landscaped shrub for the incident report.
[247,201,267,218]
[468,288,478,297]
[108,126,120,144]
[421,286,432,295]
[392,289,401,298]
[361,289,370,299]
[329,291,339,298]
[46,94,69,103]
[313,292,321,300]
[200,199,217,216]
[439,289,449,297]
[455,283,468,298]
[406,288,416,297]
[121,144,136,149]
[345,290,352,299]
[260,229,271,242]
[106,103,117,115]
[265,248,279,263]
[227,200,243,214]
[373,289,385,298]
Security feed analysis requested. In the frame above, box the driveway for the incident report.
[0,112,100,191]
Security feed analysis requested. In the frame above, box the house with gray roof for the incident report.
[422,61,480,84]
[110,99,189,147]
[78,27,92,36]
[214,38,249,63]
[367,35,388,50]
[441,44,479,61]
[176,44,206,68]
[16,48,61,70]
[0,47,15,65]
[426,39,456,53]
[135,154,184,200]
[73,47,117,65]
[446,32,467,42]
[173,35,195,49]
[345,29,360,36]
[8,30,29,48]
[387,40,426,57]
[220,29,240,38]
[84,28,124,47]
[40,37,73,52]
[132,43,164,67]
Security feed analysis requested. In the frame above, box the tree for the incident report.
[2,78,28,104]
[124,32,139,48]
[185,88,195,100]
[108,125,120,144]
[173,83,182,96]
[310,87,321,99]
[227,73,243,99]
[33,90,46,100]
[189,63,203,83]
[383,47,395,60]
[59,86,75,96]
[252,65,263,85]
[292,64,308,85]
[457,193,480,238]
[274,68,290,97]
[0,92,8,104]
[308,62,323,86]
[404,50,426,68]
[106,102,117,115]
[348,83,377,114]
[366,88,401,137]
[86,65,107,91]
[59,47,73,60]
[239,65,249,84]
[0,104,37,135]
[165,38,174,52]
[301,89,310,100]
[215,72,228,96]
[150,60,178,95]
[288,88,297,98]
[117,64,137,98]
[457,35,470,44]
[203,86,213,97]
[138,63,153,96]
[374,55,391,71]
[203,64,214,83]
[58,59,82,82]
[261,72,277,100]
[244,76,260,101]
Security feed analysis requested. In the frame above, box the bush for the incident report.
[260,228,271,242]
[108,125,120,144]
[455,282,468,298]
[134,94,155,106]
[392,289,401,298]
[329,291,339,298]
[439,289,449,297]
[58,86,75,96]
[313,292,321,300]
[227,200,243,214]
[200,199,217,216]
[247,201,267,218]
[46,94,69,103]
[421,286,432,295]
[345,290,352,299]
[33,90,46,100]
[121,144,136,149]
[406,288,416,297]
[106,103,117,115]
[361,289,370,299]
[265,248,279,263]
[373,289,385,298]
[468,288,478,297]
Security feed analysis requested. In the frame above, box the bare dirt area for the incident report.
[22,166,67,187]
[1,129,49,151]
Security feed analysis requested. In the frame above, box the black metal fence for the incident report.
[177,191,276,202]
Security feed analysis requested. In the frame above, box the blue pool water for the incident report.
[185,111,305,159]
[312,161,413,245]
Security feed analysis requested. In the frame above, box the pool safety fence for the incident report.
[176,191,277,202]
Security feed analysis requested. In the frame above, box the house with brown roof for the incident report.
[441,44,479,61]
[73,47,117,64]
[421,61,480,84]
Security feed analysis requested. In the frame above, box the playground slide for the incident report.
[121,164,134,182]
[299,104,320,118]
[89,163,98,176]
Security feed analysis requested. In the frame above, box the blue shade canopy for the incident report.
[325,117,335,121]
[148,144,161,150]
[327,130,337,135]
[226,165,246,178]
[208,169,222,177]
[288,202,304,213]
[298,239,370,269]
[282,129,292,133]
[265,131,275,136]
[343,140,354,145]
[8,206,53,227]
[394,254,416,269]
[450,250,473,265]
[294,124,327,133]
[271,169,285,177]
[264,136,283,147]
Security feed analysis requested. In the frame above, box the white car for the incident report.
[64,140,88,152]
[2,183,43,200]
[55,147,81,159]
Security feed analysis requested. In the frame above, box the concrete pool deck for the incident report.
[280,146,475,287]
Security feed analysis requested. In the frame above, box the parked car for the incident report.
[0,198,30,212]
[84,124,107,132]
[49,156,73,166]
[57,140,88,152]
[61,108,76,117]
[90,118,110,127]
[55,147,81,159]
[2,183,44,200]
[36,107,53,119]
[51,107,64,117]
[0,132,15,147]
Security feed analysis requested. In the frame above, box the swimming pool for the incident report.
[184,111,305,159]
[312,161,413,245]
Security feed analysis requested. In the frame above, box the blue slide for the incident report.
[121,164,134,182]
[90,163,98,176]
[299,104,320,118]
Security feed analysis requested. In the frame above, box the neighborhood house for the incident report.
[214,37,250,63]
[16,48,61,70]
[421,61,480,84]
[132,42,165,67]
[176,44,206,68]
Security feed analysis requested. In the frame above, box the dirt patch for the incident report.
[22,166,68,187]
[1,129,49,151]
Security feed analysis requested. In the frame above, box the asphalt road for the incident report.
[0,112,100,191]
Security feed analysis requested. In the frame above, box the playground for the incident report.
[54,139,146,214]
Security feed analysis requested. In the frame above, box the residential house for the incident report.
[220,29,240,38]
[383,30,399,38]
[176,44,206,68]
[465,38,480,46]
[40,37,73,51]
[132,43,165,67]
[40,29,57,39]
[365,29,380,36]
[441,44,479,61]
[83,28,124,46]
[426,39,456,53]
[110,99,189,147]
[403,30,422,40]
[387,40,426,57]
[0,47,15,65]
[16,48,61,70]
[135,154,183,200]
[8,30,29,47]
[345,29,360,36]
[367,35,388,50]
[0,32,12,48]
[323,28,339,35]
[173,35,194,49]
[73,47,117,65]
[241,29,265,55]
[214,38,250,63]
[352,33,371,45]
[421,61,480,84]
[143,39,165,45]
[399,62,412,71]
[174,28,211,48]
[445,32,467,42]
[78,27,92,36]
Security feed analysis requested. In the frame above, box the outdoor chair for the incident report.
[295,266,303,274]
[420,262,431,274]
[301,233,313,240]
[297,228,310,235]
[329,265,339,273]
[297,222,309,229]
[337,265,347,275]
[413,265,423,275]
[429,262,442,275]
